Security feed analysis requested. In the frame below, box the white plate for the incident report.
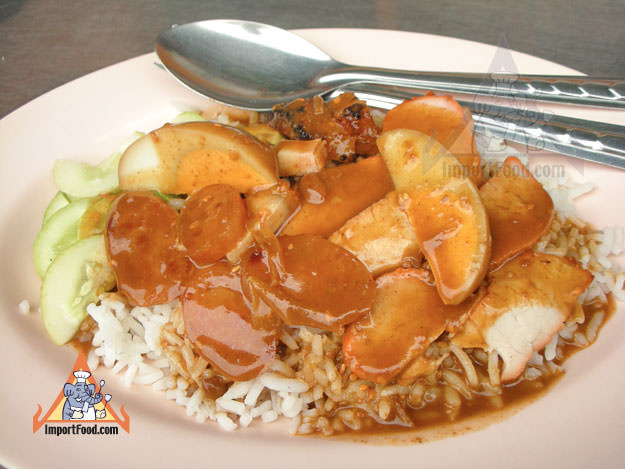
[1,28,624,469]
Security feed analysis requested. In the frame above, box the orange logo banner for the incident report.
[33,350,130,433]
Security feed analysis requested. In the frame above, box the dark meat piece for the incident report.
[264,93,379,164]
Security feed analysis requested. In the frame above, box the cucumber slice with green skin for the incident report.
[42,191,72,225]
[33,198,91,278]
[40,235,115,345]
[53,151,122,198]
[52,131,144,198]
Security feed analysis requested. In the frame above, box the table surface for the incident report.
[1,0,624,118]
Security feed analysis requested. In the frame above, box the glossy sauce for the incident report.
[97,90,614,441]
[179,184,248,266]
[381,94,483,186]
[480,157,555,269]
[332,296,614,439]
[101,186,607,439]
[467,251,593,335]
[298,173,326,204]
[283,155,394,237]
[182,261,278,381]
[104,190,280,381]
[106,192,188,306]
[241,234,376,332]
[68,294,611,439]
[403,180,490,305]
[343,268,476,384]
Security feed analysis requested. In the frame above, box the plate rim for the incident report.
[0,28,623,469]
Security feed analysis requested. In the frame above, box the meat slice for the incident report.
[453,251,592,382]
[241,234,376,332]
[343,268,476,384]
[479,157,554,270]
[282,155,393,237]
[182,261,278,381]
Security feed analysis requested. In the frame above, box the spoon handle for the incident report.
[328,66,625,109]
[329,84,625,171]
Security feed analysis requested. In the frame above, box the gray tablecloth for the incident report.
[1,0,624,118]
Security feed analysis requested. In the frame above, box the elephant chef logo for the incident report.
[33,350,130,433]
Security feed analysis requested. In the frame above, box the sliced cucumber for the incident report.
[53,131,143,198]
[42,191,72,225]
[53,151,122,198]
[33,198,91,278]
[41,235,115,345]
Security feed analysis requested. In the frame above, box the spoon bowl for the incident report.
[156,20,340,109]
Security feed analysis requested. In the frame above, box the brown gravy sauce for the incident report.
[67,296,614,443]
[328,296,614,443]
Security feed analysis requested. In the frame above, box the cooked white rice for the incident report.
[84,295,313,431]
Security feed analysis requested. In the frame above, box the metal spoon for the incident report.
[156,19,625,111]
